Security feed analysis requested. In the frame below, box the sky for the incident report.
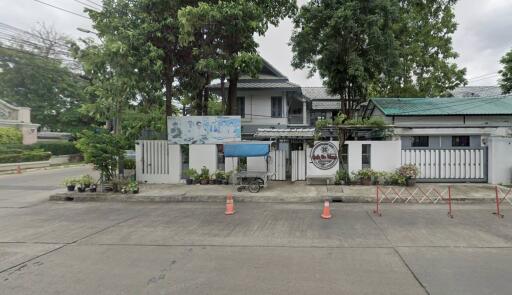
[1,0,511,87]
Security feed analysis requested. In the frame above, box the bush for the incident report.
[398,164,419,179]
[0,151,52,163]
[32,141,79,156]
[0,127,22,144]
[123,158,136,170]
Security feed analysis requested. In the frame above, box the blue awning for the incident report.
[224,143,270,157]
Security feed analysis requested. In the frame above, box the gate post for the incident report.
[495,186,504,218]
[447,186,453,218]
[373,186,382,217]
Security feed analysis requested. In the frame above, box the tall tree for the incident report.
[499,49,512,95]
[86,0,198,117]
[374,0,466,97]
[291,0,399,119]
[0,24,94,132]
[179,0,296,114]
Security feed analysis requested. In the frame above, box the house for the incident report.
[365,96,512,184]
[0,99,39,144]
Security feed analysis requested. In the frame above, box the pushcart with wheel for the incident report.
[233,171,271,193]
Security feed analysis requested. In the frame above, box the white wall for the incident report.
[237,90,288,126]
[347,140,402,174]
[189,144,218,173]
[488,137,512,184]
[306,141,339,177]
[247,156,267,172]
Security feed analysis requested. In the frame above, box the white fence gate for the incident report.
[269,150,286,180]
[291,150,306,181]
[136,140,181,184]
[401,148,487,182]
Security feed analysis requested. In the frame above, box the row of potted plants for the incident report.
[184,167,233,185]
[63,175,140,194]
[335,164,420,186]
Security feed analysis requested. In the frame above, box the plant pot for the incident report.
[406,178,416,187]
[77,186,86,193]
[89,185,97,193]
[131,188,139,194]
[200,179,209,185]
[361,178,372,186]
[223,180,229,185]
[66,185,75,192]
[215,179,223,185]
[186,179,193,185]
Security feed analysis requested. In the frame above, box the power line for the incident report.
[32,0,91,19]
[83,0,103,9]
[0,45,80,65]
[0,23,72,49]
[74,0,99,11]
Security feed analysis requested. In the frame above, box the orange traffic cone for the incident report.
[16,165,22,174]
[225,193,235,215]
[321,200,332,219]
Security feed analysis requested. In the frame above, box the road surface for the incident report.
[0,165,98,208]
[1,199,512,294]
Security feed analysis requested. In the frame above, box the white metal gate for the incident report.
[401,148,487,182]
[269,150,286,180]
[291,150,306,181]
[136,140,181,183]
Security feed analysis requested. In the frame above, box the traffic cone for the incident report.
[225,193,235,215]
[16,165,22,174]
[321,200,332,219]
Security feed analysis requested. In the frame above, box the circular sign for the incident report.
[310,142,339,170]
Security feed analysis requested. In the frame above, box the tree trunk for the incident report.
[227,74,239,115]
[164,77,173,117]
[220,75,226,114]
[203,87,209,115]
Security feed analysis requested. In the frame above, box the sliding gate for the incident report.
[401,148,487,182]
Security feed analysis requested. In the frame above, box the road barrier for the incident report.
[373,186,453,218]
[494,186,512,219]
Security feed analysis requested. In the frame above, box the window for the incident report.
[271,96,283,118]
[362,144,371,169]
[412,136,429,147]
[452,136,470,147]
[341,144,348,170]
[237,96,245,118]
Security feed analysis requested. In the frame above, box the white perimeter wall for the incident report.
[347,140,402,174]
[488,137,512,184]
[189,144,218,173]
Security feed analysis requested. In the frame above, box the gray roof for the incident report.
[301,87,339,100]
[451,86,503,98]
[209,79,300,90]
[254,128,315,138]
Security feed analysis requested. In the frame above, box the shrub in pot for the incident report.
[80,174,94,188]
[89,184,97,192]
[214,171,225,185]
[199,166,210,185]
[353,169,375,185]
[398,164,419,187]
[63,177,78,192]
[184,168,198,185]
[127,181,139,194]
[77,185,86,193]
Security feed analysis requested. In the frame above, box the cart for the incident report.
[224,142,274,194]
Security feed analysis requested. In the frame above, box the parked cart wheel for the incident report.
[248,179,261,193]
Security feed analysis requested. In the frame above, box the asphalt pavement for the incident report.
[1,189,512,294]
[0,165,97,208]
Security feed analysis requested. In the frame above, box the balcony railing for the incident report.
[288,114,305,125]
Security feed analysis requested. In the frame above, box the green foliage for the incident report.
[372,0,466,97]
[315,118,333,129]
[123,158,136,170]
[214,170,226,181]
[292,0,399,118]
[499,49,512,95]
[127,180,139,193]
[76,129,124,182]
[199,166,210,181]
[184,168,199,181]
[0,127,22,144]
[31,141,79,156]
[79,175,95,187]
[352,168,377,181]
[0,150,51,164]
[62,177,79,186]
[345,117,386,127]
[0,47,95,132]
[398,164,420,179]
[335,169,350,184]
[385,172,407,186]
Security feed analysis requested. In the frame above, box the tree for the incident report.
[0,24,94,132]
[499,49,512,95]
[373,0,466,97]
[178,0,296,114]
[86,0,199,117]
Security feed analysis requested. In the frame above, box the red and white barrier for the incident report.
[373,186,453,218]
[494,186,512,219]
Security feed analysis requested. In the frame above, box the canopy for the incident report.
[224,143,270,157]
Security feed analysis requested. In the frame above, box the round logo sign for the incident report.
[310,142,339,170]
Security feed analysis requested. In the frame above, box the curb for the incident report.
[49,192,497,204]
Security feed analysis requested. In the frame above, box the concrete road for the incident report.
[1,201,512,294]
[0,165,98,208]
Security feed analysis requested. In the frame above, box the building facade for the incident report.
[0,99,39,144]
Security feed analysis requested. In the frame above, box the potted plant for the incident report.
[89,184,97,192]
[127,181,139,194]
[184,168,198,185]
[214,171,225,185]
[398,164,419,186]
[335,169,350,185]
[63,177,78,192]
[353,169,375,185]
[224,171,233,185]
[199,166,210,185]
[80,175,94,188]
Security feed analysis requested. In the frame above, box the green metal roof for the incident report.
[371,96,512,116]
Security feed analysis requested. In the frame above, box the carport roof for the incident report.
[371,96,512,116]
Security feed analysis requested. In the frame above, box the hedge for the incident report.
[32,141,79,156]
[0,151,52,164]
[0,127,22,144]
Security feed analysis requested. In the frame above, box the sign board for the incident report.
[310,142,339,170]
[167,116,241,144]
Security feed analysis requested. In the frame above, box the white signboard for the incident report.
[167,116,241,144]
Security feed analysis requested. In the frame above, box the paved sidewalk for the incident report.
[49,181,504,203]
